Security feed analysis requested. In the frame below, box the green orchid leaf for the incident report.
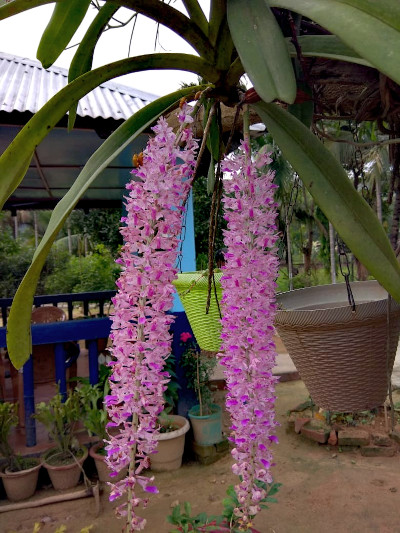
[288,35,372,67]
[37,0,92,68]
[68,2,120,130]
[254,101,400,302]
[288,82,313,128]
[271,0,400,85]
[6,85,205,370]
[203,100,221,162]
[207,159,216,195]
[0,53,215,210]
[182,0,208,35]
[227,0,296,104]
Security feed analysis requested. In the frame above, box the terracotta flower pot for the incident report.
[43,446,88,490]
[151,415,190,472]
[89,441,127,483]
[0,458,41,501]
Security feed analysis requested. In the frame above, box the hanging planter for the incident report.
[173,271,222,352]
[275,280,400,412]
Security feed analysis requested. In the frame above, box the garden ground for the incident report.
[1,379,399,533]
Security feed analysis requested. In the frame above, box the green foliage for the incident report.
[68,209,123,255]
[78,381,109,442]
[0,401,27,471]
[193,175,225,270]
[180,338,217,416]
[34,390,81,456]
[0,235,35,298]
[163,353,180,414]
[167,481,281,532]
[44,244,119,294]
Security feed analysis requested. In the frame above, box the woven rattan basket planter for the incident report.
[173,271,222,352]
[275,280,400,412]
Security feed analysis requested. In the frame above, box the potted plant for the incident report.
[78,380,127,483]
[34,389,88,490]
[0,402,41,501]
[180,332,222,446]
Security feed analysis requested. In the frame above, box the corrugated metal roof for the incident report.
[0,51,158,120]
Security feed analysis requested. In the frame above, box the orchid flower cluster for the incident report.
[219,141,280,527]
[105,103,197,531]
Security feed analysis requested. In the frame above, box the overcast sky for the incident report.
[0,2,210,96]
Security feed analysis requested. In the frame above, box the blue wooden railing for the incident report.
[0,291,195,448]
[0,291,115,447]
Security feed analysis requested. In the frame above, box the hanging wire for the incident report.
[277,176,300,262]
[336,237,356,312]
[352,124,370,203]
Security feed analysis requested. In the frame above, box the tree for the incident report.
[1,1,400,369]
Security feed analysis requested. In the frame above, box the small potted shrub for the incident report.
[0,402,41,501]
[180,332,222,446]
[34,390,88,490]
[78,380,128,483]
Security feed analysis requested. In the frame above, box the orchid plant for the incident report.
[1,2,400,532]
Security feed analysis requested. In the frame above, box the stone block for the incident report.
[371,432,392,447]
[192,439,230,465]
[192,442,217,459]
[390,429,400,444]
[338,429,369,447]
[360,445,396,457]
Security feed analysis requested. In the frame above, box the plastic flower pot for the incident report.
[89,441,128,483]
[188,404,222,446]
[42,446,88,491]
[0,458,41,501]
[151,415,190,472]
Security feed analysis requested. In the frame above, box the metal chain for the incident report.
[336,237,356,312]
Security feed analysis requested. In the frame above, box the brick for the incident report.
[371,432,392,447]
[328,430,338,446]
[295,417,311,434]
[301,421,330,444]
[360,445,396,457]
[338,429,369,447]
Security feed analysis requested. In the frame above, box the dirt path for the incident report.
[1,381,400,533]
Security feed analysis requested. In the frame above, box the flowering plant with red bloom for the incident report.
[180,331,217,416]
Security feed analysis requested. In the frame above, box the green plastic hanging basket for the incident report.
[173,271,223,352]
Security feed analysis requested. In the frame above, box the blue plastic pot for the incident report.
[188,403,222,446]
